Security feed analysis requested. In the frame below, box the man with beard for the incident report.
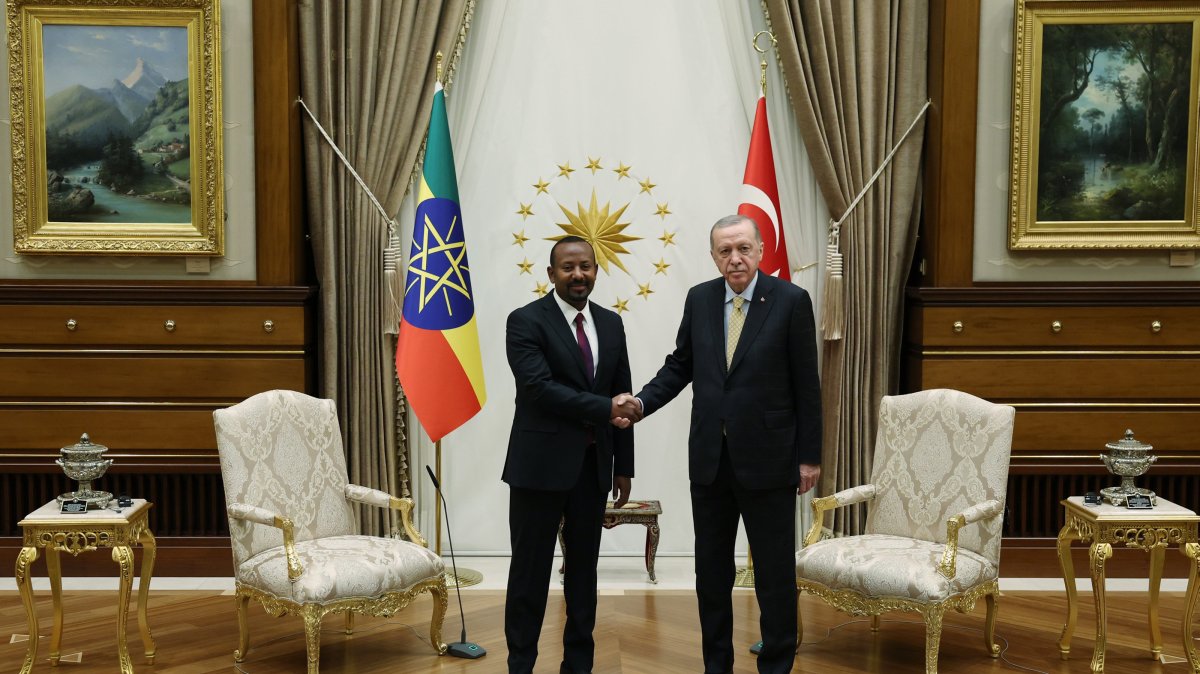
[502,235,640,674]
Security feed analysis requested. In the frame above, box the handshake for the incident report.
[609,393,643,429]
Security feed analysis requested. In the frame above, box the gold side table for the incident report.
[14,499,157,674]
[1056,496,1200,673]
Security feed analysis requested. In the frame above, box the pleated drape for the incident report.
[298,0,472,535]
[765,0,928,535]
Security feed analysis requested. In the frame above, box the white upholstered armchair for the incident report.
[794,388,1015,674]
[214,390,447,673]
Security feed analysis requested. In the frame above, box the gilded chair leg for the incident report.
[234,592,250,662]
[344,610,355,635]
[303,609,322,674]
[984,590,1000,657]
[796,589,804,646]
[923,605,945,674]
[871,615,881,632]
[430,577,449,654]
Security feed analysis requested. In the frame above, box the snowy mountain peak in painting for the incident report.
[121,57,167,100]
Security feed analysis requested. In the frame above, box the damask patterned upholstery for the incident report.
[214,390,447,673]
[795,388,1015,674]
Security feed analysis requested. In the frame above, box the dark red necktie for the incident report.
[574,313,594,386]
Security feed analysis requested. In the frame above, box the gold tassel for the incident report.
[383,233,404,336]
[820,230,843,341]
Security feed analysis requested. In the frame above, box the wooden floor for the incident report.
[0,588,1194,673]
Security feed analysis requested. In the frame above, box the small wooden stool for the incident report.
[558,500,662,583]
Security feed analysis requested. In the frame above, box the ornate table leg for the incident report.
[45,546,63,666]
[1057,522,1078,658]
[15,546,40,674]
[112,545,135,674]
[1182,542,1199,673]
[1089,542,1113,673]
[1148,543,1165,660]
[137,529,157,663]
[645,521,660,583]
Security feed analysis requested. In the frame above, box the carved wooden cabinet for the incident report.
[903,287,1200,575]
[0,285,315,575]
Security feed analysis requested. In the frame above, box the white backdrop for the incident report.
[402,0,828,557]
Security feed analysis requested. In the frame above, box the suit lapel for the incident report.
[590,303,614,386]
[541,294,591,387]
[706,281,727,376]
[728,274,775,375]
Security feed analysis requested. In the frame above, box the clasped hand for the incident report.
[609,393,642,429]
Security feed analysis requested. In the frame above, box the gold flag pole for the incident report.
[736,31,776,593]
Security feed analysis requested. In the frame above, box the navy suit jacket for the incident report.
[636,273,820,489]
[503,292,635,491]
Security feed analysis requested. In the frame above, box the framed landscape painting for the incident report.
[8,0,223,255]
[1010,0,1200,249]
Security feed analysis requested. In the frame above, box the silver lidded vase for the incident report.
[1099,429,1157,506]
[55,433,113,509]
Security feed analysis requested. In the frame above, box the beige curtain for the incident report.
[299,0,472,535]
[765,0,928,535]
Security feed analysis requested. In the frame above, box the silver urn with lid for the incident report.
[1099,429,1157,506]
[55,433,113,509]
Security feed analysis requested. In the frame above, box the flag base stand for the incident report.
[444,566,483,588]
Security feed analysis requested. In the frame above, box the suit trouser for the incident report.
[691,443,797,674]
[506,444,606,674]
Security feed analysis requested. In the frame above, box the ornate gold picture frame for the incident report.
[1010,0,1200,250]
[8,0,223,255]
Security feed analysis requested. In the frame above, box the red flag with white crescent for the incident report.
[738,94,790,280]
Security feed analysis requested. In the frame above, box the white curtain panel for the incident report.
[401,0,828,556]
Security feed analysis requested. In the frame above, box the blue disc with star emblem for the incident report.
[403,197,475,330]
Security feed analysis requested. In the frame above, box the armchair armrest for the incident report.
[804,484,878,546]
[345,484,429,549]
[227,503,303,582]
[938,499,1003,579]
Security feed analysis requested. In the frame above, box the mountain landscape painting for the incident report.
[41,24,191,223]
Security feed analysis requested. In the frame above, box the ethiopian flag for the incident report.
[396,82,486,442]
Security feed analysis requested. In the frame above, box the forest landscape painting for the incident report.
[42,24,191,224]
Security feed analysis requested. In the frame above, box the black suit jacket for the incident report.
[636,273,820,489]
[503,293,635,492]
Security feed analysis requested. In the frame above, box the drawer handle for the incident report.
[1151,320,1162,333]
[952,321,964,334]
[1051,320,1062,334]
[164,320,176,332]
[65,318,77,331]
[263,320,275,334]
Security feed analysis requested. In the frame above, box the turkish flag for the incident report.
[738,95,790,281]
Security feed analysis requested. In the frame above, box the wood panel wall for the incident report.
[0,0,311,577]
[915,1,1200,576]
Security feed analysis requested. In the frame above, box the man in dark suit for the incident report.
[631,214,821,674]
[503,235,639,674]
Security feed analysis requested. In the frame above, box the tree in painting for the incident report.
[1036,22,1192,222]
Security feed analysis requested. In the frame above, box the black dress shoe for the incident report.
[559,665,592,674]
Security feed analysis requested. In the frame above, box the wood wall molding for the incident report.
[923,0,980,287]
[909,286,1200,305]
[0,285,313,304]
[253,0,307,287]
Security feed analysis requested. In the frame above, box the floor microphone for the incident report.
[425,465,486,659]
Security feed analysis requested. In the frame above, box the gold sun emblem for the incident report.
[545,189,642,274]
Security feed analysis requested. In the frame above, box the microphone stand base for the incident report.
[446,642,487,659]
[444,566,483,588]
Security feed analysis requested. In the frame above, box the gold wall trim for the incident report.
[0,453,215,459]
[922,350,1200,356]
[1013,454,1196,461]
[0,349,305,355]
[0,401,237,407]
[1007,402,1200,409]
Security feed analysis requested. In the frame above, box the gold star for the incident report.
[658,230,676,246]
[639,177,656,194]
[517,258,534,274]
[557,162,575,178]
[636,282,654,300]
[613,162,632,180]
[512,230,530,247]
[533,281,549,297]
[545,189,642,275]
[611,297,629,314]
[516,203,534,219]
[585,156,603,174]
[532,178,550,194]
[653,258,671,275]
[405,212,471,314]
[654,203,671,219]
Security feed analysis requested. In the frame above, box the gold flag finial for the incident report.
[436,50,444,85]
[752,31,776,96]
